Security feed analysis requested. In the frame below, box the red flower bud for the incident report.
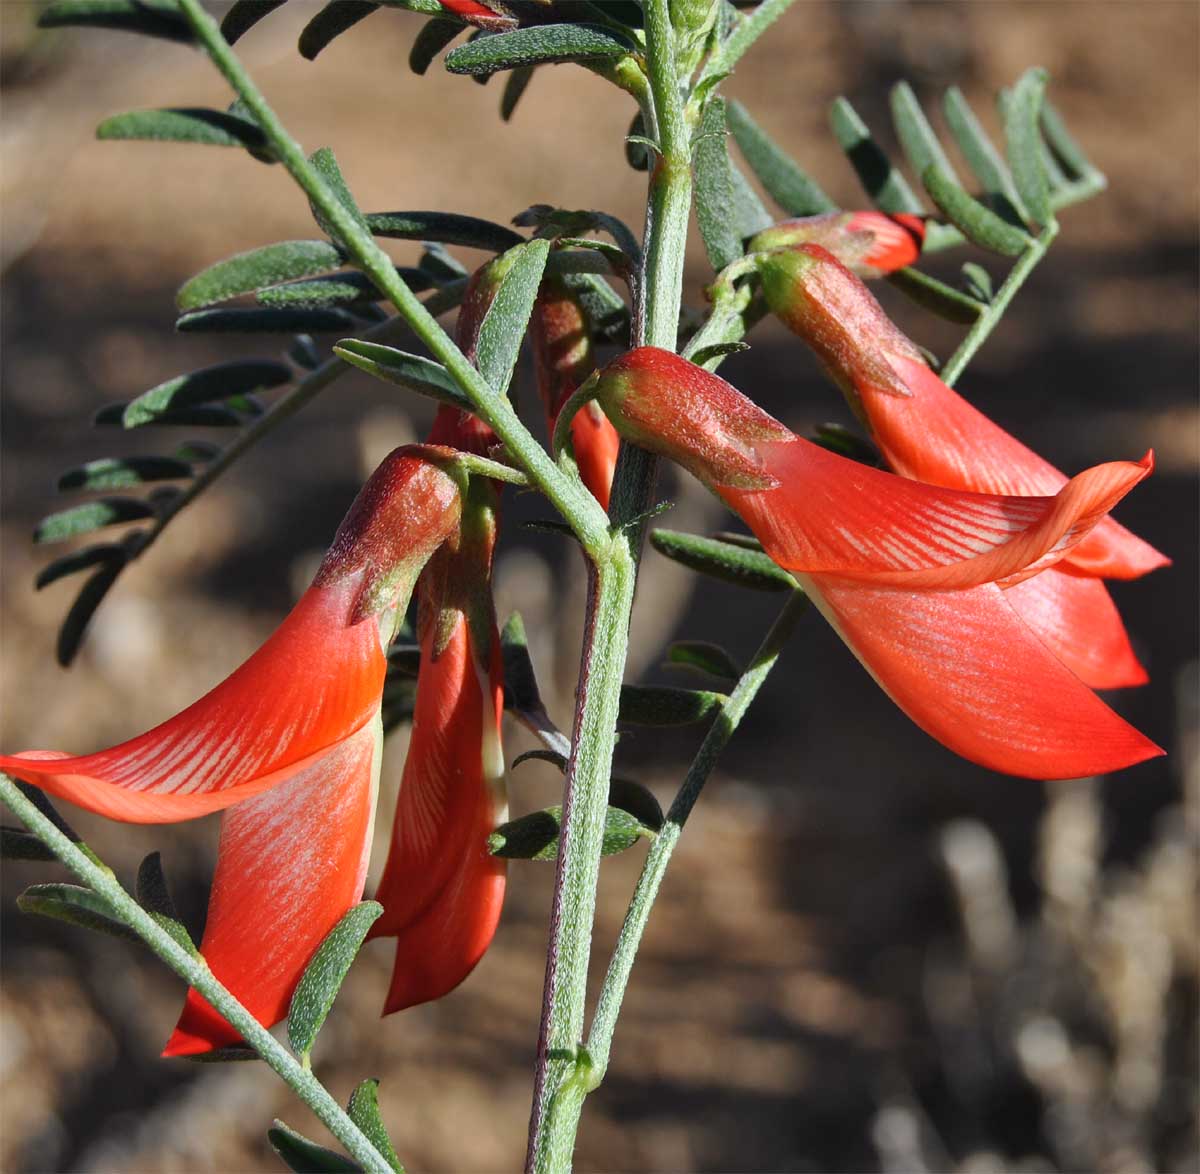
[750,212,924,277]
[437,0,519,31]
[532,275,620,509]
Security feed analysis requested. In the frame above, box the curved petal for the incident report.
[866,355,1170,579]
[1003,568,1148,689]
[569,403,619,512]
[845,211,925,273]
[721,439,1152,590]
[800,573,1163,779]
[0,580,386,823]
[163,717,382,1056]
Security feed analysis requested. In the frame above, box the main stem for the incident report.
[526,3,695,1169]
[0,777,394,1174]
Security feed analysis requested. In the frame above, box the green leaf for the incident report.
[18,883,138,942]
[489,805,653,861]
[666,640,742,681]
[727,159,775,239]
[298,0,379,61]
[35,498,156,544]
[693,98,742,271]
[124,360,291,427]
[419,242,467,282]
[960,261,994,302]
[512,205,639,263]
[287,901,382,1060]
[179,241,344,310]
[625,110,651,172]
[609,778,664,832]
[649,528,797,591]
[366,210,524,253]
[921,163,1030,257]
[182,1044,261,1063]
[12,783,84,844]
[475,238,550,394]
[57,456,192,491]
[619,684,726,726]
[332,340,471,410]
[512,748,567,772]
[57,561,124,665]
[1005,67,1053,229]
[38,0,193,43]
[890,81,960,189]
[135,851,198,956]
[1040,100,1097,183]
[726,100,836,216]
[36,542,126,589]
[221,0,288,44]
[829,96,924,215]
[561,272,629,343]
[268,1121,362,1173]
[687,341,749,366]
[500,66,535,121]
[410,16,463,74]
[1,827,58,863]
[346,1081,404,1173]
[96,108,271,157]
[500,612,570,757]
[308,147,370,245]
[176,307,357,333]
[885,266,987,324]
[942,87,1026,224]
[444,23,633,76]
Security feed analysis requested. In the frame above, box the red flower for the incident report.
[436,0,519,31]
[591,346,1163,779]
[756,243,1170,688]
[1,447,465,1055]
[532,274,620,510]
[749,211,925,277]
[368,256,512,1012]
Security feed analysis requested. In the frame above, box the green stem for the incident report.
[940,222,1058,387]
[589,590,808,1085]
[0,775,393,1174]
[525,547,636,1173]
[174,0,610,558]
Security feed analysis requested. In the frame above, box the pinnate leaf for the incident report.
[96,108,271,156]
[35,498,156,544]
[500,66,535,121]
[489,805,653,861]
[177,307,357,333]
[619,684,726,726]
[332,340,472,410]
[179,242,344,310]
[365,211,524,252]
[693,98,742,271]
[38,0,193,42]
[308,147,370,244]
[890,81,960,187]
[886,266,986,324]
[18,883,137,942]
[829,96,924,215]
[346,1081,404,1173]
[124,360,291,427]
[58,456,193,491]
[1005,67,1053,228]
[444,23,633,76]
[650,528,797,591]
[1,827,58,863]
[221,0,288,43]
[726,100,835,216]
[921,163,1030,257]
[409,16,462,74]
[287,901,383,1060]
[268,1121,361,1173]
[475,238,550,394]
[57,561,125,665]
[299,0,378,61]
[942,87,1026,224]
[667,640,742,681]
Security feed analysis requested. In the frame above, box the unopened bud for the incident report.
[749,211,924,277]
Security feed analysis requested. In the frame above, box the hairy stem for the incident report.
[941,222,1058,386]
[525,548,636,1173]
[0,776,394,1174]
[175,0,610,557]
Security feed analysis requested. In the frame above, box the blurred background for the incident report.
[1,2,1197,1171]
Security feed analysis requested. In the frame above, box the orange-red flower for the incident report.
[531,274,619,510]
[368,256,512,1013]
[591,346,1163,779]
[756,243,1170,688]
[749,211,925,277]
[1,447,465,1054]
[436,0,518,31]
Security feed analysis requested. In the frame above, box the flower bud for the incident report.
[591,347,792,490]
[749,211,924,278]
[437,0,519,31]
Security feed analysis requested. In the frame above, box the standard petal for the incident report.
[722,439,1152,590]
[0,580,386,823]
[1003,567,1148,689]
[162,717,382,1056]
[866,355,1170,579]
[800,573,1163,779]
